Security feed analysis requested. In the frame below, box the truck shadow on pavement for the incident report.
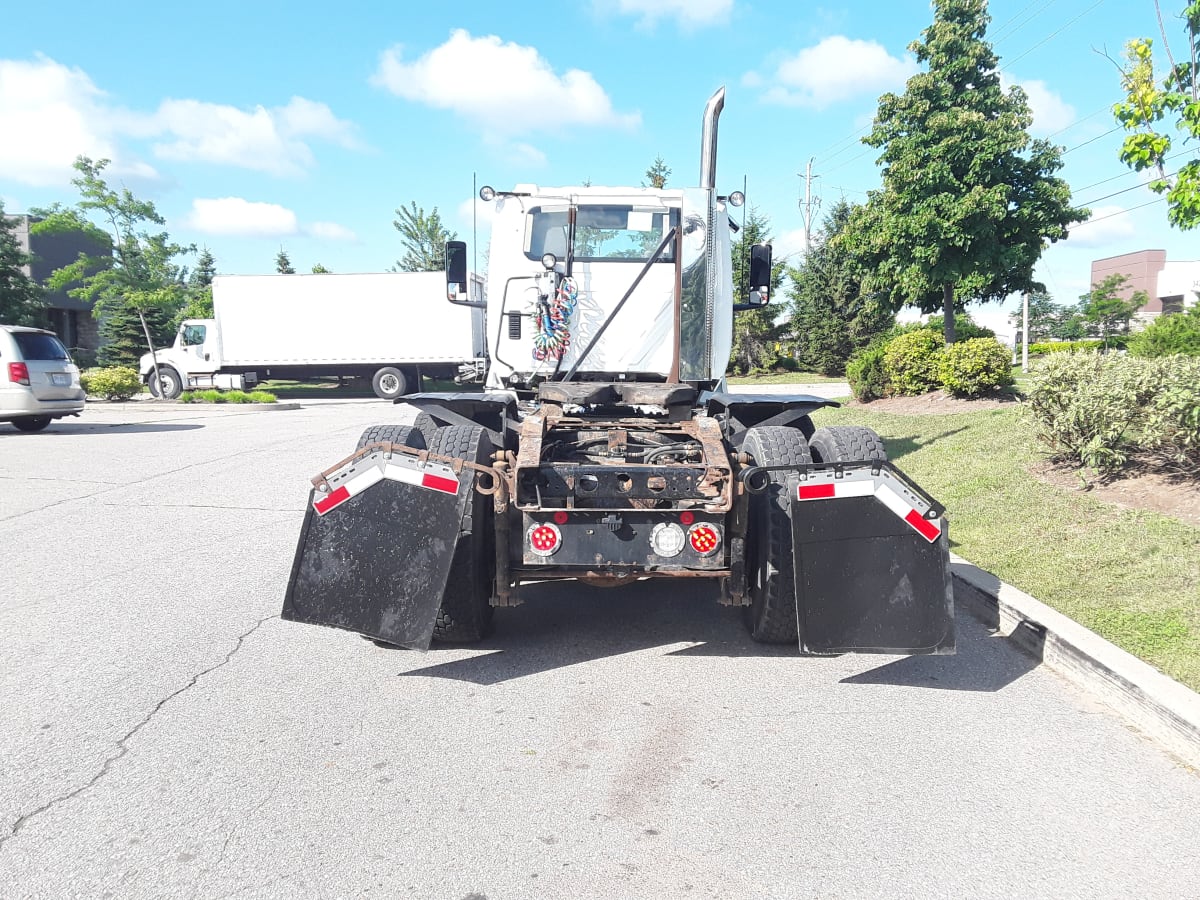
[395,578,1040,692]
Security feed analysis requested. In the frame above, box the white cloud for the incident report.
[772,228,809,265]
[305,221,357,242]
[751,36,918,109]
[1066,205,1137,249]
[185,197,299,237]
[1003,76,1074,135]
[148,96,357,177]
[457,196,497,231]
[606,0,733,29]
[371,30,640,141]
[0,56,154,187]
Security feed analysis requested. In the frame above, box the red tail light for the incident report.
[7,362,30,386]
[688,523,721,557]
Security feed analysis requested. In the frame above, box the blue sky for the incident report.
[2,0,1194,340]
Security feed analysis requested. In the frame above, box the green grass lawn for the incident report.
[727,371,846,385]
[813,403,1200,691]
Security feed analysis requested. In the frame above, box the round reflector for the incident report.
[679,511,695,526]
[649,522,686,558]
[688,523,721,557]
[528,523,561,557]
[553,510,569,525]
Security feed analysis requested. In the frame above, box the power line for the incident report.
[992,0,1062,46]
[1071,148,1196,194]
[1071,196,1165,227]
[1002,0,1107,69]
[1062,125,1122,154]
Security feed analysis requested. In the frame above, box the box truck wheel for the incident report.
[742,426,812,644]
[808,425,887,465]
[371,366,407,400]
[428,424,495,643]
[147,367,183,399]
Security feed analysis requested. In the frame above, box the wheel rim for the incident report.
[379,373,399,394]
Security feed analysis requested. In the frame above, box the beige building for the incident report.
[1090,250,1200,320]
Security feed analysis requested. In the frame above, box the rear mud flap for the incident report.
[790,466,955,655]
[282,450,470,650]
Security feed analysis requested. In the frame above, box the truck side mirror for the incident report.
[445,241,467,300]
[444,240,484,308]
[734,243,772,310]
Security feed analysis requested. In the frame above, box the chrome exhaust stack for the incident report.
[699,86,725,190]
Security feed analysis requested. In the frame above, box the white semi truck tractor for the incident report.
[282,88,955,654]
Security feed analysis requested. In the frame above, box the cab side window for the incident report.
[182,325,206,346]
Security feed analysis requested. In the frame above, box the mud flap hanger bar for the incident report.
[739,459,945,543]
[310,441,499,495]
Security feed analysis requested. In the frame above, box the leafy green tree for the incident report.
[393,202,456,272]
[275,249,295,274]
[644,156,671,189]
[729,209,787,374]
[1078,274,1147,348]
[1049,306,1087,341]
[32,157,191,371]
[844,0,1087,343]
[1113,3,1200,228]
[0,200,44,326]
[311,263,331,273]
[787,200,893,375]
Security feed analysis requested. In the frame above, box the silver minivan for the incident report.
[0,325,86,431]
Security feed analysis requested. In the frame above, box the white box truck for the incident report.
[139,271,487,399]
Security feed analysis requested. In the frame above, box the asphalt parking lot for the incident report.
[2,398,1199,898]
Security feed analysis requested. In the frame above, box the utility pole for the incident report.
[1022,292,1030,373]
[799,158,821,257]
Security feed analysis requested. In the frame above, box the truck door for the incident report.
[179,323,217,373]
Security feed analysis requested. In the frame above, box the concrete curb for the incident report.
[951,553,1200,769]
[85,400,301,412]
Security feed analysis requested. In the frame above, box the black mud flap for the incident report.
[789,465,955,655]
[282,449,471,650]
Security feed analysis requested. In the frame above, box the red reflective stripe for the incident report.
[421,473,459,495]
[313,485,350,515]
[905,509,941,543]
[797,483,837,500]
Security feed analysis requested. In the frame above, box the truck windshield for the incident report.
[526,205,676,263]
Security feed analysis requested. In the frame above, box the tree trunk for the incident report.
[943,284,956,344]
[138,308,164,401]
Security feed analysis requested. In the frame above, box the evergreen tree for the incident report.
[311,263,331,273]
[179,247,217,323]
[644,156,671,189]
[393,202,456,272]
[275,249,295,274]
[845,0,1087,343]
[788,200,893,375]
[0,200,44,326]
[190,248,217,287]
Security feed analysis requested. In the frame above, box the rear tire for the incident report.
[808,425,887,464]
[355,423,426,451]
[742,426,812,644]
[11,416,52,432]
[429,424,495,643]
[371,366,407,400]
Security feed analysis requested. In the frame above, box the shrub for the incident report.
[771,355,800,372]
[247,390,277,403]
[846,343,891,402]
[1127,306,1200,358]
[1028,340,1106,355]
[938,338,1014,397]
[884,329,944,395]
[1024,353,1200,474]
[80,365,141,400]
[179,389,277,404]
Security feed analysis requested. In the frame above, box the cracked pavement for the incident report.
[2,398,1199,898]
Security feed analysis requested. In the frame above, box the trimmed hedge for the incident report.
[883,329,944,395]
[80,366,142,400]
[846,343,890,401]
[1127,306,1200,358]
[938,338,1014,397]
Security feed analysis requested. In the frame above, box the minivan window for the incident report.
[13,333,70,361]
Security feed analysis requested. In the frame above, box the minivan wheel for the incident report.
[12,416,52,432]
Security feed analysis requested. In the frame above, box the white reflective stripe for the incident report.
[383,461,426,488]
[342,465,385,498]
[835,481,875,498]
[873,482,912,520]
